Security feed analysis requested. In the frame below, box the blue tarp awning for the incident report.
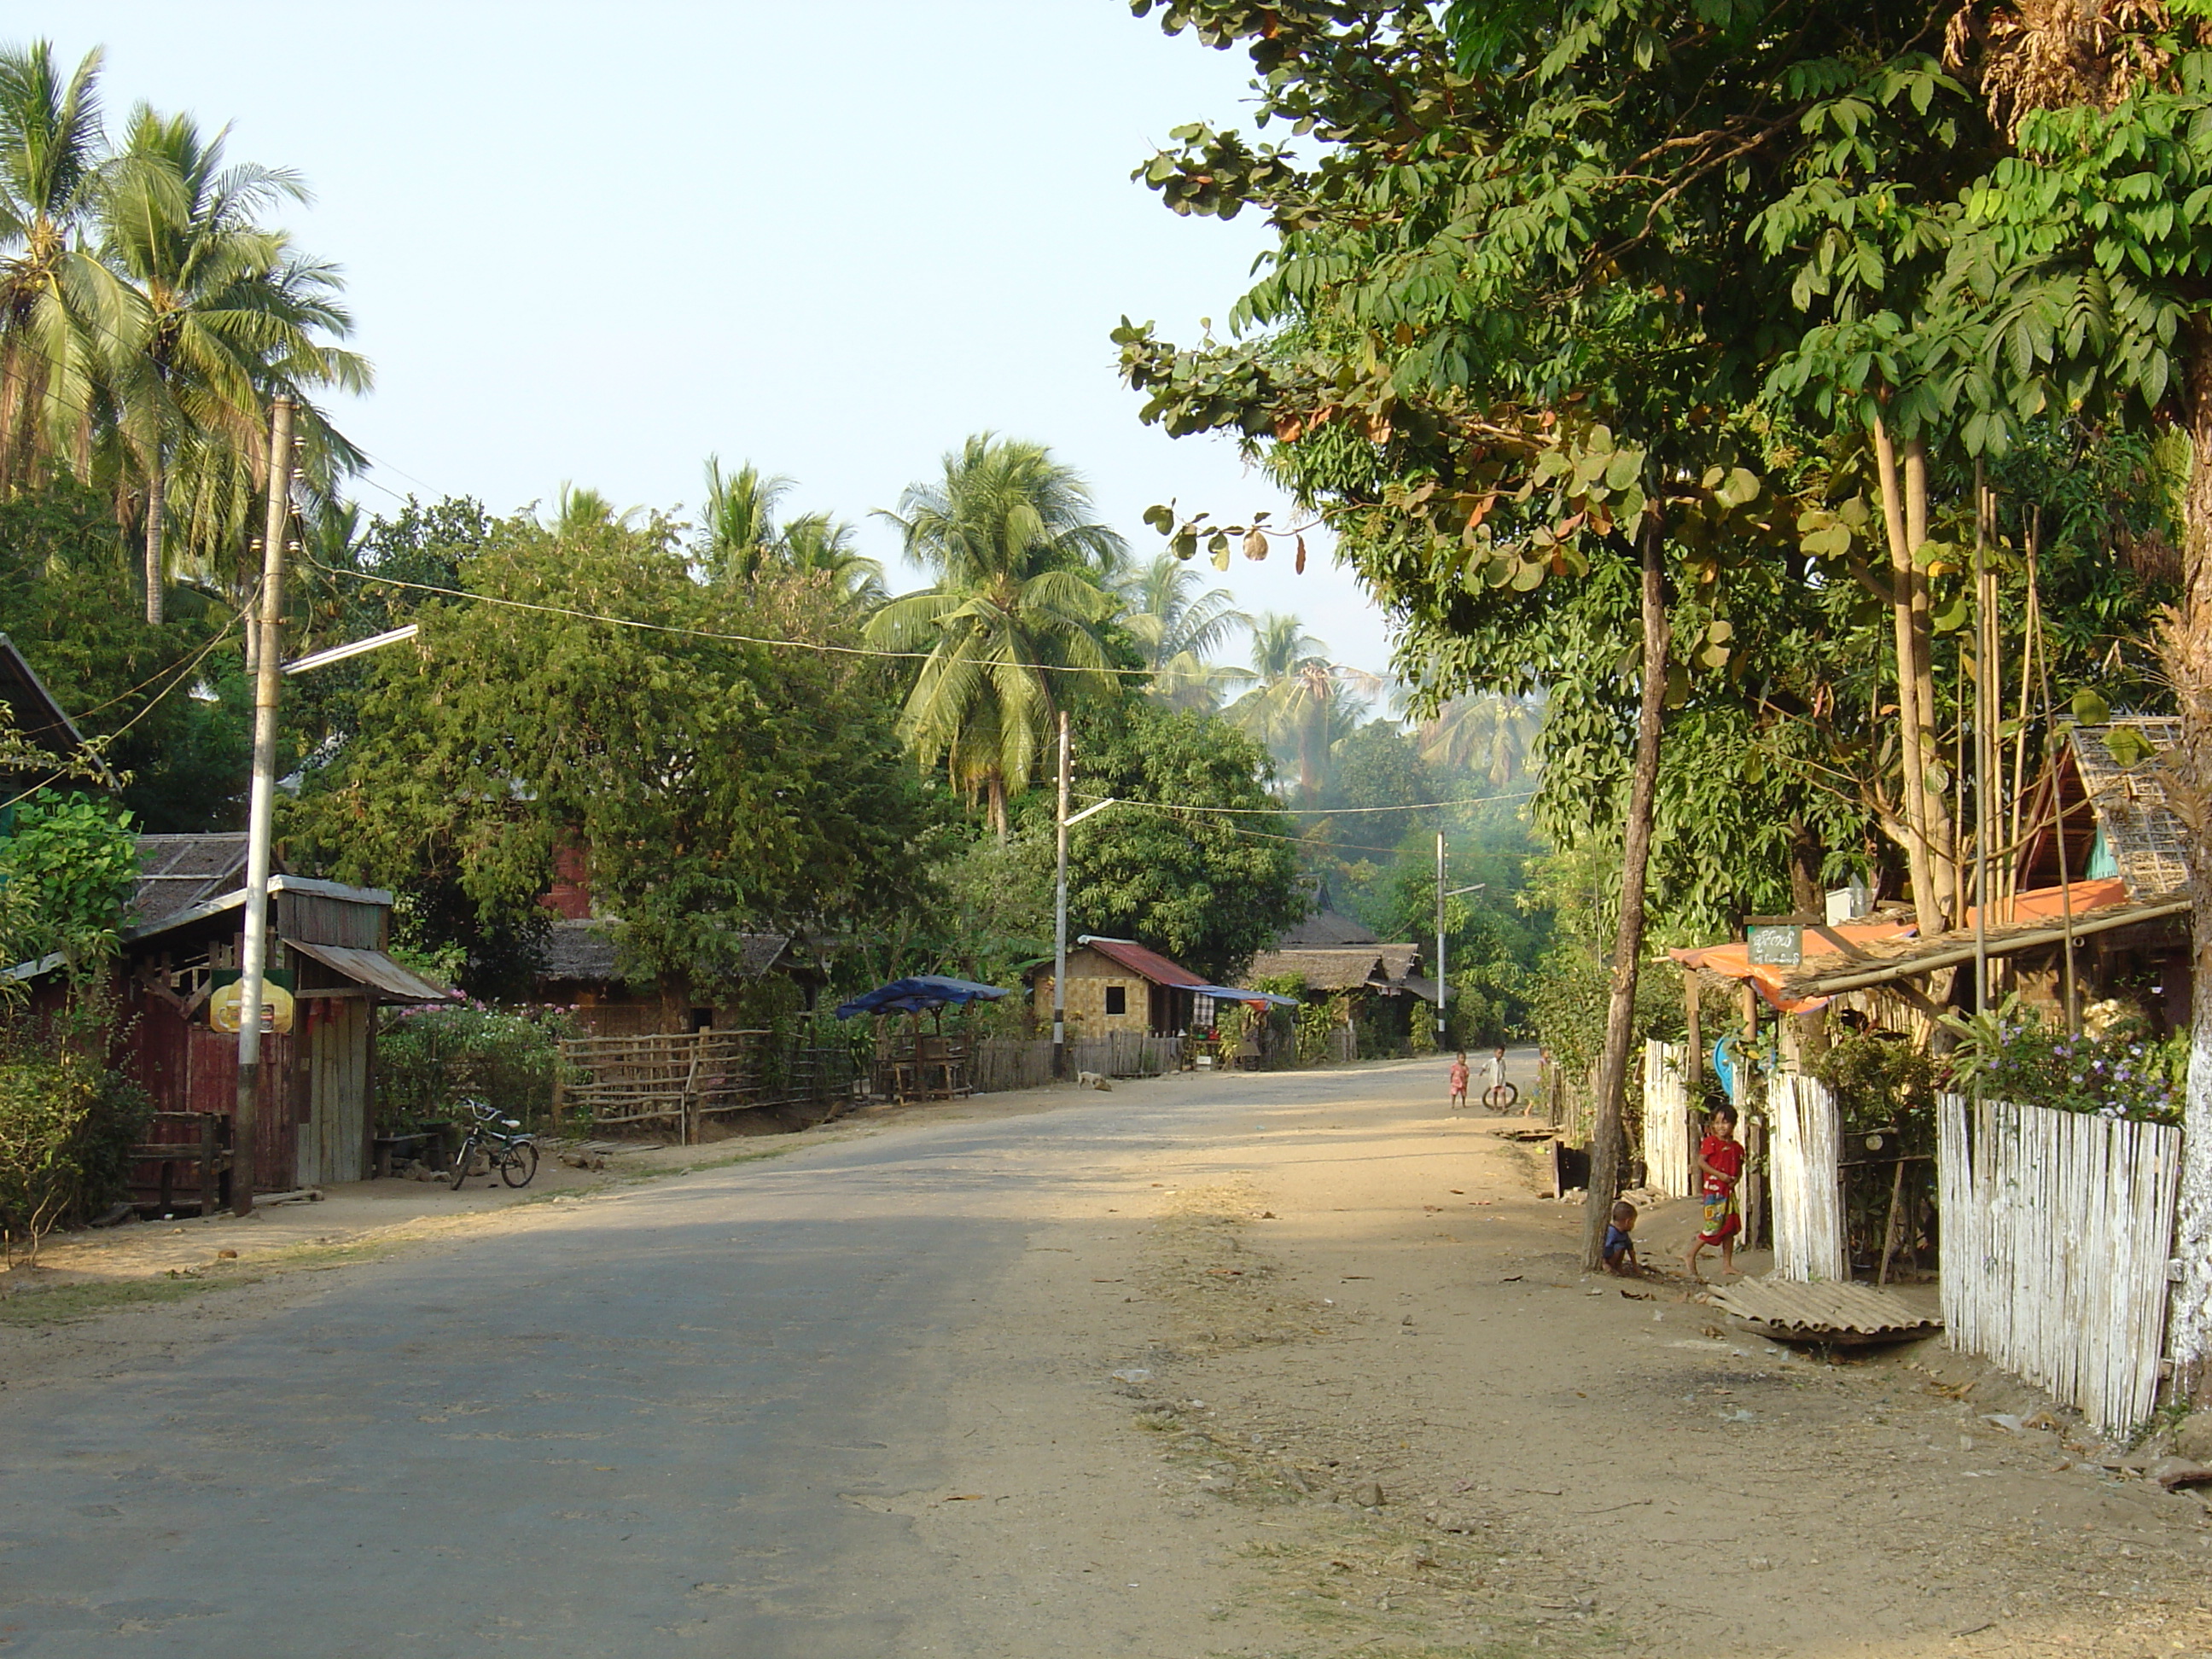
[834,975,1010,1020]
[1196,985,1301,1008]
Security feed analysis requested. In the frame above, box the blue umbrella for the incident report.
[835,975,1010,1021]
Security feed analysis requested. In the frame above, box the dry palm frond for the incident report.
[1946,0,2181,136]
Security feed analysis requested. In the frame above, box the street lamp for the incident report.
[1052,709,1121,1080]
[230,414,422,1214]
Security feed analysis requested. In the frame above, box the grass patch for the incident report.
[0,1274,231,1325]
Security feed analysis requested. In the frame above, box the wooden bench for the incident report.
[130,1112,232,1217]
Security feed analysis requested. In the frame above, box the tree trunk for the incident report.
[143,451,166,626]
[986,773,1010,841]
[1583,523,1669,1270]
[1871,417,1959,934]
[2162,318,2212,1401]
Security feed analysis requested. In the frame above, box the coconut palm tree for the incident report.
[1226,612,1359,801]
[1414,691,1545,789]
[1114,549,1251,712]
[868,434,1125,835]
[779,509,885,605]
[698,456,793,583]
[0,41,104,493]
[84,106,369,621]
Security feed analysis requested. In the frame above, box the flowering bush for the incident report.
[377,1002,582,1131]
[1942,996,2185,1126]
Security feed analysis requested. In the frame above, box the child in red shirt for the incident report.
[1447,1051,1470,1110]
[1683,1103,1744,1283]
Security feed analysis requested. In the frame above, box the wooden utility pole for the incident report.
[232,396,295,1215]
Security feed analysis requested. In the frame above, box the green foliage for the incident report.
[1525,943,1681,1097]
[1809,1030,1939,1139]
[374,1002,581,1132]
[1942,995,2186,1126]
[1055,704,1305,984]
[0,789,137,975]
[0,991,151,1260]
[288,507,935,998]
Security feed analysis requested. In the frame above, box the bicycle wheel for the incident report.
[449,1134,477,1190]
[499,1139,539,1188]
[1484,1083,1519,1111]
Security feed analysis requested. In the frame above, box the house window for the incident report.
[1104,984,1127,1016]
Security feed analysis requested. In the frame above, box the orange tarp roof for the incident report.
[1668,918,1917,1014]
[1667,879,2139,1015]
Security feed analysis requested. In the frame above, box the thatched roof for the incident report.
[2071,719,2190,899]
[1272,908,1380,949]
[1247,947,1400,992]
[535,917,796,986]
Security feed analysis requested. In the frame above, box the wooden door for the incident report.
[300,998,370,1186]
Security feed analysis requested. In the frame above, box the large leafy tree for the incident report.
[288,507,934,996]
[868,434,1127,835]
[1057,703,1305,983]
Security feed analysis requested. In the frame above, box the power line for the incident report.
[1074,789,1536,818]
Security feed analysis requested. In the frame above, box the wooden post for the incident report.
[1684,969,1702,1097]
[550,1051,567,1132]
[200,1113,218,1219]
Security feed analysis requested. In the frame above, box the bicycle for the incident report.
[449,1097,539,1190]
[1481,1082,1519,1112]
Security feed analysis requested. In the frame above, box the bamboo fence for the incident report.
[966,1031,1184,1095]
[1938,1094,2181,1435]
[1768,1073,1848,1283]
[1641,1039,1693,1197]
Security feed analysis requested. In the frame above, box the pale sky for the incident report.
[50,2,1400,680]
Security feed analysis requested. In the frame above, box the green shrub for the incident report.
[376,1002,581,1131]
[0,996,151,1261]
[1943,995,2185,1126]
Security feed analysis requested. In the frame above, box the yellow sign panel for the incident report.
[208,979,296,1035]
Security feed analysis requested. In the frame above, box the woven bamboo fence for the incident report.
[1768,1073,1848,1283]
[1641,1039,1693,1197]
[557,1031,765,1144]
[1938,1094,2181,1435]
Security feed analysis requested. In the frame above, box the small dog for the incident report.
[1076,1070,1113,1091]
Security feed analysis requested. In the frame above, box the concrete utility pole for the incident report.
[232,396,295,1216]
[1435,831,1447,1045]
[1053,713,1070,1080]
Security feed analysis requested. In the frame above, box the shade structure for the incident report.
[1199,986,1301,1008]
[834,975,1010,1020]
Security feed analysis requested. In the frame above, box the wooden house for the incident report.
[1028,936,1208,1037]
[534,917,822,1036]
[1243,905,1435,1053]
[21,835,451,1202]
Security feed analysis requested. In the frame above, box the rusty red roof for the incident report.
[1076,935,1207,988]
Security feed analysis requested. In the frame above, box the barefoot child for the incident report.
[1683,1104,1744,1283]
[1602,1200,1640,1275]
[1448,1051,1470,1110]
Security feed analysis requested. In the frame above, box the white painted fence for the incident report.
[1938,1095,2181,1435]
[1768,1073,1847,1283]
[1642,1039,1693,1197]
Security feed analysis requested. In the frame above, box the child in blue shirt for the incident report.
[1602,1200,1640,1275]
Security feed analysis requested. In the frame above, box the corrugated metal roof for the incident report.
[1074,936,1207,988]
[131,834,252,929]
[285,938,455,1003]
[533,917,795,985]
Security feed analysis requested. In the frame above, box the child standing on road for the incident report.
[1683,1104,1744,1283]
[1602,1200,1640,1275]
[1448,1051,1470,1110]
[1485,1046,1506,1101]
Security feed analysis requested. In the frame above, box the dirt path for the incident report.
[906,1054,2212,1657]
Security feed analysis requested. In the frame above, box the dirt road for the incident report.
[2,1056,2206,1656]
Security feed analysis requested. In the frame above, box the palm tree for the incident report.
[779,509,885,605]
[1226,612,1358,801]
[868,434,1125,835]
[0,42,104,493]
[85,106,369,621]
[1414,691,1545,789]
[1115,550,1251,712]
[698,456,793,583]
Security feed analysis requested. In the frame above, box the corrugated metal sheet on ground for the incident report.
[1706,1279,1941,1337]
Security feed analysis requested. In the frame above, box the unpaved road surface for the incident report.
[3,1057,2208,1656]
